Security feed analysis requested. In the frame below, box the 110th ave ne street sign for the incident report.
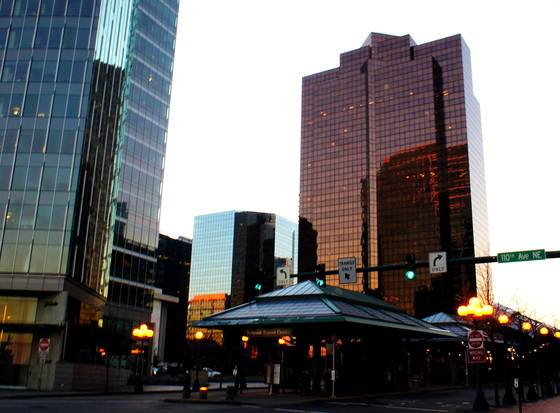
[497,249,546,263]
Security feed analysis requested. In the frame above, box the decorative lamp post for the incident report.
[132,323,154,394]
[241,335,249,378]
[521,321,539,400]
[457,297,492,411]
[192,330,204,392]
[498,314,517,405]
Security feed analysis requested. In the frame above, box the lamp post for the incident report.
[241,335,249,390]
[132,323,154,394]
[522,322,539,400]
[498,314,517,405]
[457,297,492,411]
[192,330,204,392]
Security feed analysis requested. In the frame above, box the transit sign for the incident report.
[497,249,546,264]
[338,257,357,284]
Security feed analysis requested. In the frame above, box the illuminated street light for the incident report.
[192,331,204,392]
[457,297,493,410]
[132,323,154,394]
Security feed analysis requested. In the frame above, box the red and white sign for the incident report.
[38,338,50,353]
[467,348,486,363]
[467,330,484,349]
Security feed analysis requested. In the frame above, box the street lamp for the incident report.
[498,314,516,405]
[192,330,204,392]
[521,321,539,400]
[132,323,154,393]
[457,297,492,411]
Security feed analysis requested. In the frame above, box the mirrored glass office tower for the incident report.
[188,211,298,342]
[299,33,490,317]
[0,0,179,388]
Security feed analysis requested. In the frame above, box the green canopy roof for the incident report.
[191,281,455,338]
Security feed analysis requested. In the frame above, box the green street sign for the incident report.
[497,249,546,263]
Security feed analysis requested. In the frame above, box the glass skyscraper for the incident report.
[188,211,298,340]
[299,33,490,317]
[0,0,179,389]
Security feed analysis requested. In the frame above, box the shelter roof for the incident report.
[191,281,455,338]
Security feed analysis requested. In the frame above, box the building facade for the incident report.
[188,211,298,339]
[299,33,490,316]
[153,234,191,366]
[0,0,179,389]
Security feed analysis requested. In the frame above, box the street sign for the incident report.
[38,338,50,353]
[429,251,447,274]
[467,348,486,363]
[497,249,546,264]
[467,330,484,349]
[276,266,291,286]
[338,257,357,284]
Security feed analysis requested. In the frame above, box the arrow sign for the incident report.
[276,266,291,286]
[429,251,447,274]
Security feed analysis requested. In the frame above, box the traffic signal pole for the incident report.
[292,251,560,280]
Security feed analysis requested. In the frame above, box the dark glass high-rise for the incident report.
[299,33,490,317]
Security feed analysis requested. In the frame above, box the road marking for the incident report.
[384,406,449,412]
[275,409,331,413]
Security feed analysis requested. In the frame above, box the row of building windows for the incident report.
[0,127,80,154]
[0,0,96,18]
[0,91,84,118]
[1,58,88,83]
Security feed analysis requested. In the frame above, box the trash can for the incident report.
[199,386,208,400]
[226,385,236,400]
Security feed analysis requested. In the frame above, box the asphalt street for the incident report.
[2,385,560,413]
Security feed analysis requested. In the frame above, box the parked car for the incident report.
[203,367,221,378]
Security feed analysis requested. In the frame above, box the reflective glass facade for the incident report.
[299,33,490,316]
[106,0,179,319]
[189,211,298,310]
[0,0,179,388]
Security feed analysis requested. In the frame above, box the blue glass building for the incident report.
[0,0,179,389]
[188,211,298,339]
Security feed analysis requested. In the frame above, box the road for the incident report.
[2,387,560,413]
[0,388,479,413]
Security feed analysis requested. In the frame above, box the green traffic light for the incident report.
[255,283,263,291]
[405,270,416,280]
[316,279,325,287]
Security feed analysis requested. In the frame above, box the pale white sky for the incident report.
[161,0,560,324]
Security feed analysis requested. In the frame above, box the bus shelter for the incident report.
[190,281,455,395]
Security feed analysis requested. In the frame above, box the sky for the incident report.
[160,1,560,324]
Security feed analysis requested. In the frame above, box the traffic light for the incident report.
[404,254,416,280]
[315,264,326,286]
[254,270,266,293]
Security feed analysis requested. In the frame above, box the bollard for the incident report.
[199,386,208,400]
[226,385,236,400]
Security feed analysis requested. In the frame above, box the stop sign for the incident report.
[467,330,484,348]
[39,338,50,352]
